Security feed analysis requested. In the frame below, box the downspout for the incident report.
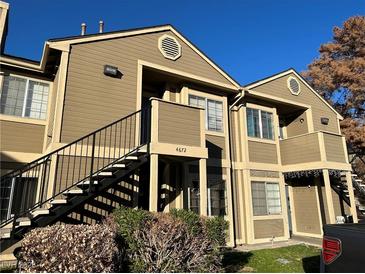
[227,87,246,247]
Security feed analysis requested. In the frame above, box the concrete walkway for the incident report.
[235,236,322,252]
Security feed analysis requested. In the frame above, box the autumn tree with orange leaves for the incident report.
[302,16,365,153]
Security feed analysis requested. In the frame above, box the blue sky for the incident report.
[4,0,364,85]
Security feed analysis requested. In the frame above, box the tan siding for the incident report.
[280,133,321,165]
[286,112,308,137]
[292,185,322,235]
[252,73,339,134]
[61,30,232,142]
[323,133,346,163]
[206,134,226,159]
[0,121,44,153]
[248,141,278,164]
[158,101,201,147]
[253,219,284,239]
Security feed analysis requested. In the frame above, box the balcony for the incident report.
[280,131,351,172]
[149,98,208,159]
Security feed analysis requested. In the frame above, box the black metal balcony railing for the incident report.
[0,107,151,228]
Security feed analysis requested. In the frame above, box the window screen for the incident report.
[251,181,281,216]
[0,75,49,120]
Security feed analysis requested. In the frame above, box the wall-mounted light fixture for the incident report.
[300,118,305,124]
[321,117,329,125]
[104,65,122,78]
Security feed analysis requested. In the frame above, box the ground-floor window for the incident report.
[0,177,38,222]
[187,179,227,217]
[251,181,281,216]
[208,180,226,216]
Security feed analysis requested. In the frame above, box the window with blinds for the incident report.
[188,94,223,132]
[246,107,274,140]
[0,75,49,120]
[251,181,281,216]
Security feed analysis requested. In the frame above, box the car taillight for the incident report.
[322,236,342,265]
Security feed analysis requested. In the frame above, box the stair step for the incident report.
[16,217,31,227]
[352,174,358,177]
[65,189,84,195]
[104,163,126,171]
[126,156,139,161]
[355,179,363,182]
[92,171,113,177]
[31,209,50,218]
[0,228,11,239]
[50,199,68,205]
[77,180,98,186]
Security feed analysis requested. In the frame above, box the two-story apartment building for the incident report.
[0,1,358,261]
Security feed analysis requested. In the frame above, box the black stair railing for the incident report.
[0,106,151,228]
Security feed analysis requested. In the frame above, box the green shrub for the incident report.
[204,216,229,247]
[18,222,123,273]
[170,208,202,235]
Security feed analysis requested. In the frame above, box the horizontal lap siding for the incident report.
[206,134,226,160]
[292,185,321,235]
[280,133,321,165]
[253,219,284,239]
[158,102,201,147]
[252,73,339,134]
[0,121,44,153]
[61,30,232,143]
[323,134,346,163]
[248,141,277,164]
[286,112,308,137]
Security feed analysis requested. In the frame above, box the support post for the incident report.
[323,169,336,224]
[149,154,159,212]
[345,171,358,223]
[199,159,207,216]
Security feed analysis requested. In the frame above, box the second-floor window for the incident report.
[188,94,223,132]
[246,107,274,140]
[0,75,49,120]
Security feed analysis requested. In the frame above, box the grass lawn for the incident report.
[222,244,321,273]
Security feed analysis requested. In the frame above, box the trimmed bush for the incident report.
[204,216,229,247]
[18,222,123,273]
[112,207,228,272]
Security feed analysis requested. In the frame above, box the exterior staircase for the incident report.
[0,107,151,253]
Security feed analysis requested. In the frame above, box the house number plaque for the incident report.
[176,147,187,153]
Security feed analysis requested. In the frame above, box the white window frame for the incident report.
[188,94,224,133]
[251,181,282,216]
[0,74,50,120]
[246,107,274,140]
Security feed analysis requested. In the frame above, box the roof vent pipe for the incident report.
[81,23,86,35]
[99,20,104,33]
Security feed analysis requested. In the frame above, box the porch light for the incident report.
[104,65,121,78]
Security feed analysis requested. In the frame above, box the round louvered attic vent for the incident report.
[158,34,182,60]
[287,76,301,95]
